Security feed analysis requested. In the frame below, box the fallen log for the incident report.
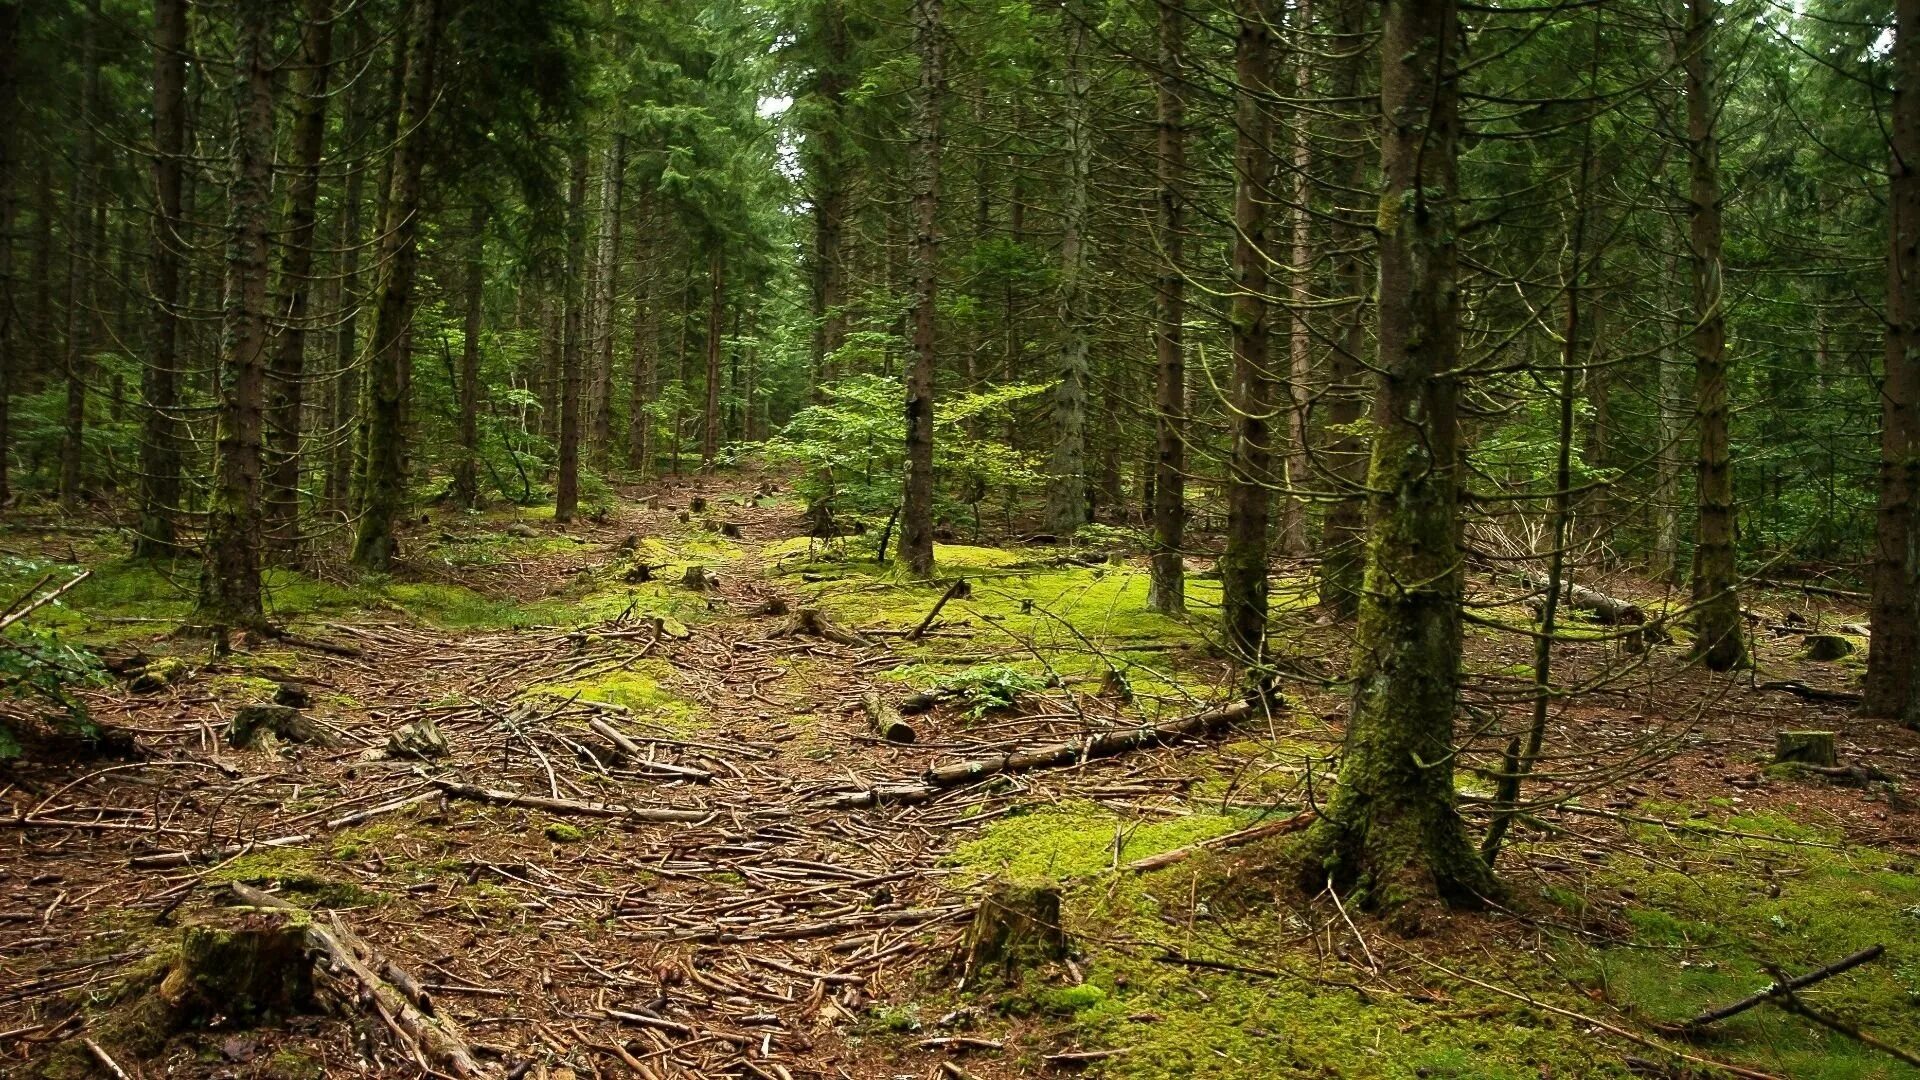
[773,607,875,648]
[1519,572,1646,626]
[428,778,712,823]
[1758,680,1863,707]
[820,696,1261,808]
[861,692,917,744]
[229,882,495,1078]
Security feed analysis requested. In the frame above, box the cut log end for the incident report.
[1775,730,1838,768]
[961,881,1069,983]
[861,691,917,744]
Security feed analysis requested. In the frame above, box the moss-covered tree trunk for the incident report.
[1869,0,1920,722]
[352,0,441,571]
[555,149,588,523]
[1315,0,1371,619]
[58,0,99,508]
[1147,0,1187,616]
[1682,0,1746,672]
[135,0,188,556]
[1304,0,1495,909]
[325,51,365,512]
[197,0,276,631]
[264,0,335,552]
[899,0,944,580]
[1044,0,1092,540]
[1220,0,1274,669]
[0,2,13,508]
[1279,0,1314,559]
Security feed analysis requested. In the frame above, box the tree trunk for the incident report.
[0,0,18,507]
[352,0,441,571]
[1652,241,1687,583]
[452,204,486,509]
[136,0,189,554]
[59,0,100,507]
[1146,0,1187,615]
[899,0,944,579]
[1682,0,1745,671]
[1315,0,1371,617]
[628,203,654,473]
[1869,0,1920,722]
[1279,0,1313,558]
[1044,0,1093,539]
[1304,0,1496,909]
[328,124,365,513]
[590,135,623,468]
[809,0,851,397]
[1220,0,1275,669]
[265,0,335,553]
[539,292,561,443]
[196,0,276,631]
[555,149,588,523]
[700,247,724,468]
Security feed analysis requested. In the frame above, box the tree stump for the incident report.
[861,691,916,744]
[961,881,1069,982]
[1775,730,1838,767]
[159,912,318,1026]
[387,717,450,759]
[1802,634,1855,662]
[680,565,719,591]
[228,705,339,749]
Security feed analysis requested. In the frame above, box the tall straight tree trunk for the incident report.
[1315,0,1370,617]
[1147,0,1187,615]
[59,0,101,506]
[1304,0,1496,908]
[555,150,588,523]
[1221,0,1276,668]
[0,0,18,506]
[452,204,486,509]
[196,0,276,631]
[1044,0,1093,538]
[590,135,623,467]
[137,0,188,554]
[1279,0,1312,557]
[327,91,366,512]
[265,0,335,552]
[1682,0,1745,671]
[628,204,654,473]
[539,293,561,443]
[1869,0,1920,722]
[899,0,944,578]
[353,0,441,570]
[1652,241,1687,581]
[700,247,724,468]
[809,0,851,397]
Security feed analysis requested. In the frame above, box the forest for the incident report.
[3,0,1920,1076]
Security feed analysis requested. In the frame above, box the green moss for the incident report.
[205,848,376,908]
[530,662,698,729]
[206,674,282,704]
[544,821,585,843]
[949,801,1244,880]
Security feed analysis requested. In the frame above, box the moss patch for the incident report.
[949,801,1244,880]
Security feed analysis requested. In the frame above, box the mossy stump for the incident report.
[1774,730,1838,767]
[961,881,1069,983]
[228,705,338,749]
[1802,634,1855,662]
[159,911,318,1027]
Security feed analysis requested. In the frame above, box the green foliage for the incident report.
[934,663,1051,718]
[0,624,107,759]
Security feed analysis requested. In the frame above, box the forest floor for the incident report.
[5,471,1920,1080]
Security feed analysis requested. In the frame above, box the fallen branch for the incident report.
[428,778,712,823]
[909,578,969,640]
[0,570,91,632]
[1757,680,1863,707]
[822,696,1260,808]
[1123,811,1315,873]
[1678,945,1883,1031]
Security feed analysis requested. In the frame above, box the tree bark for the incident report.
[1044,0,1093,539]
[700,246,724,468]
[328,65,366,513]
[264,0,336,552]
[452,203,486,509]
[590,135,623,468]
[1869,0,1920,722]
[1682,0,1746,671]
[1315,0,1371,618]
[0,0,18,506]
[1304,0,1497,909]
[900,0,944,579]
[353,0,441,571]
[1279,0,1313,558]
[628,201,655,473]
[1146,0,1187,615]
[808,0,851,397]
[1221,0,1276,669]
[59,0,101,507]
[1652,241,1688,583]
[136,0,189,554]
[196,0,277,631]
[555,149,588,523]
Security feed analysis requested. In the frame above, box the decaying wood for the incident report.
[1122,810,1316,872]
[1773,730,1838,767]
[909,578,970,640]
[229,883,496,1078]
[1758,680,1863,706]
[774,607,875,648]
[960,881,1067,982]
[429,778,712,823]
[860,692,916,744]
[1520,572,1646,626]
